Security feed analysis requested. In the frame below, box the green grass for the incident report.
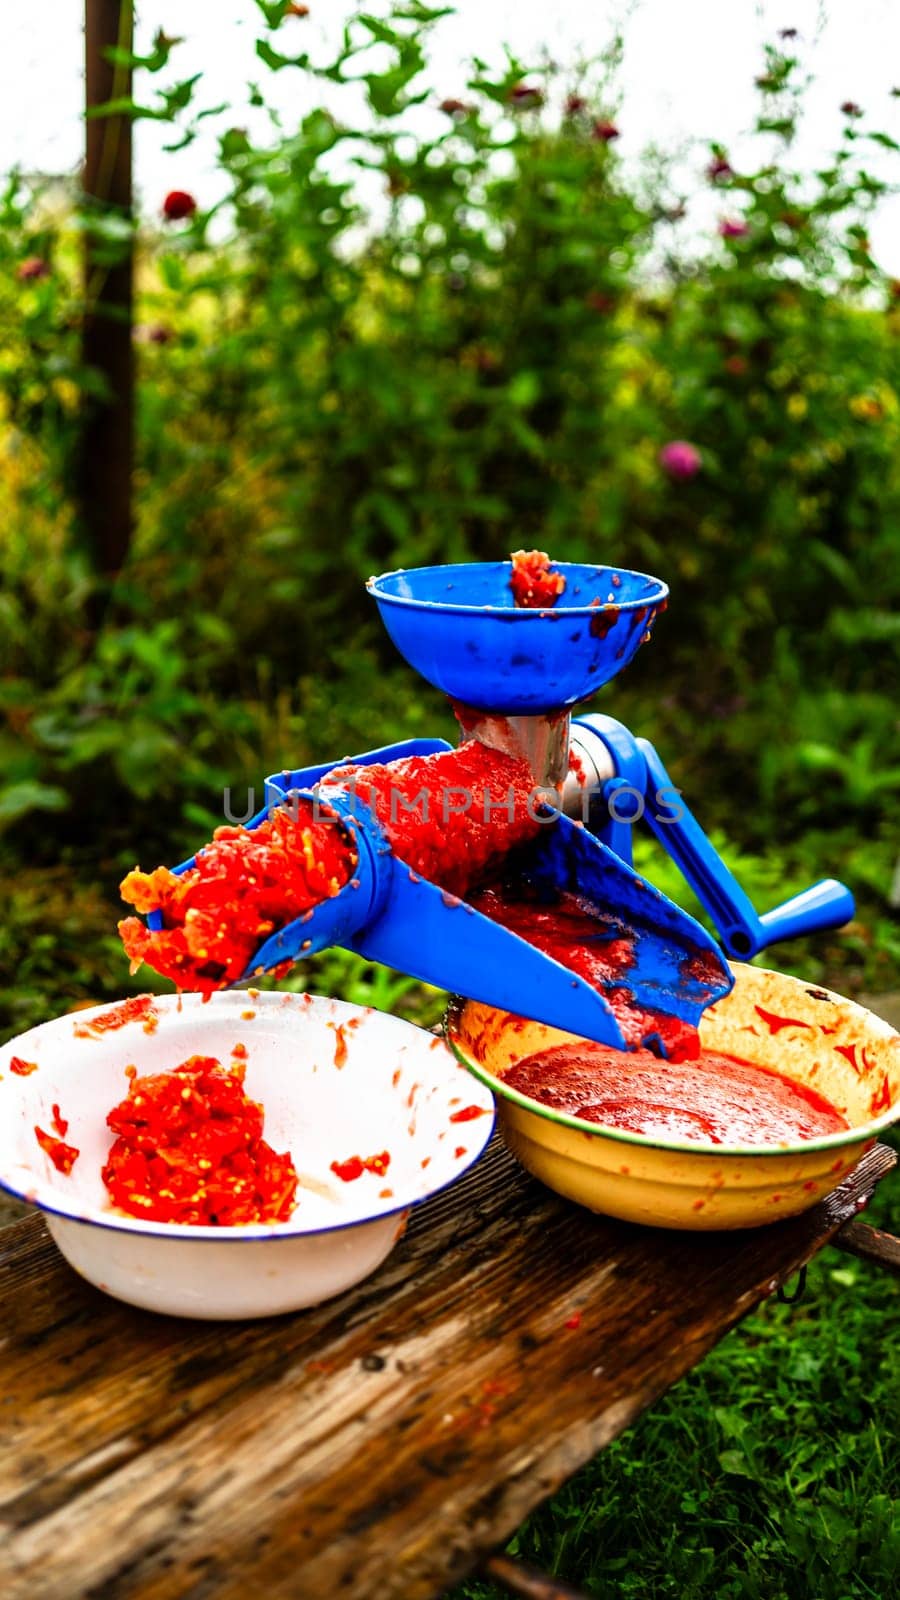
[452,1192,899,1600]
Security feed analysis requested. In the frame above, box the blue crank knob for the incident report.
[756,879,855,951]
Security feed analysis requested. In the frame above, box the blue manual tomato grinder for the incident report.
[148,559,853,1050]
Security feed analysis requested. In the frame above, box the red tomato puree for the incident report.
[501,1041,848,1146]
[469,881,848,1142]
[469,884,701,1059]
[326,739,541,898]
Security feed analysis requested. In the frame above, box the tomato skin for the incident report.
[330,1151,391,1183]
[34,1126,80,1175]
[508,549,566,608]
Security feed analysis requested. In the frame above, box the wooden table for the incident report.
[0,1139,894,1600]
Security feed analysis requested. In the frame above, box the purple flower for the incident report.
[841,100,862,117]
[162,189,197,222]
[134,322,175,346]
[718,217,749,239]
[659,441,702,480]
[707,156,733,183]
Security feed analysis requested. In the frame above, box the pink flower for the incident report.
[134,322,174,346]
[659,441,702,480]
[162,189,197,222]
[565,94,587,115]
[707,156,733,183]
[593,119,620,142]
[508,83,544,109]
[718,218,749,239]
[16,256,49,282]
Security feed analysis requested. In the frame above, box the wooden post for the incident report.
[80,0,134,583]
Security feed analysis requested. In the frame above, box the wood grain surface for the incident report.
[835,1215,900,1275]
[0,1139,894,1600]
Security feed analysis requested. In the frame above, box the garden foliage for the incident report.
[0,5,897,977]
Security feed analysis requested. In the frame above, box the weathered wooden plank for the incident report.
[834,1216,900,1275]
[0,1140,894,1600]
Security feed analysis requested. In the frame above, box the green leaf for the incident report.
[0,781,67,829]
[254,0,292,25]
[162,74,202,116]
[256,38,309,72]
[717,1449,758,1479]
[103,30,183,75]
[158,253,185,290]
[85,98,172,123]
[508,370,540,408]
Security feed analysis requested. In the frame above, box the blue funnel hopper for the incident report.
[368,561,668,713]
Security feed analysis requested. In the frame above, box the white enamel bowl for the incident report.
[0,992,494,1318]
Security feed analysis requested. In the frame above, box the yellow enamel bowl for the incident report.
[447,964,900,1230]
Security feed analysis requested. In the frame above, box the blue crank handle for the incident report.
[636,740,855,959]
[756,879,856,949]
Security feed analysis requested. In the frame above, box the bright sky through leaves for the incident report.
[3,0,899,266]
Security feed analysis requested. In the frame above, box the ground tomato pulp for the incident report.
[101,1055,298,1225]
[325,739,541,898]
[501,1040,848,1147]
[120,742,542,991]
[509,548,566,608]
[119,798,357,994]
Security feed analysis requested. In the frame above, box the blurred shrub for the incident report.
[0,9,897,903]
